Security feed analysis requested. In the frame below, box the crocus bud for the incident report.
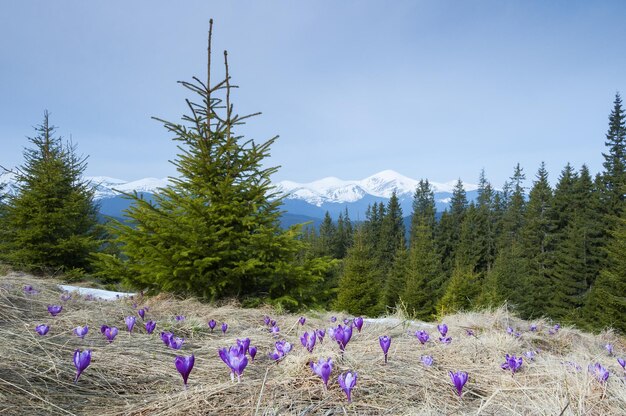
[73,349,92,383]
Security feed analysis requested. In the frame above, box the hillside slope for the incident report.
[0,272,625,415]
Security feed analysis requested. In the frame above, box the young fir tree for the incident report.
[379,190,406,302]
[0,112,100,274]
[335,226,383,316]
[93,22,329,308]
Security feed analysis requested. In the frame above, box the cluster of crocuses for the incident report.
[270,340,293,361]
[437,323,452,343]
[309,357,357,402]
[217,338,257,382]
[263,315,281,336]
[161,331,185,349]
[501,354,523,374]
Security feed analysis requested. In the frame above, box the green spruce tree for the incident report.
[93,22,329,309]
[335,226,383,316]
[0,112,100,274]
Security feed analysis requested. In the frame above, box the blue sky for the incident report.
[1,1,625,187]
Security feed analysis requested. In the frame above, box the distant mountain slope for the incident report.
[1,170,478,225]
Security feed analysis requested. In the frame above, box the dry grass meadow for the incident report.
[1,271,625,415]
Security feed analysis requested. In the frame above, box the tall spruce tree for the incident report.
[600,92,626,220]
[404,180,442,319]
[582,215,626,333]
[93,22,329,308]
[0,112,100,274]
[436,179,468,276]
[335,226,383,316]
[479,165,527,309]
[518,163,553,318]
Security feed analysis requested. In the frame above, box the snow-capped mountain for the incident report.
[0,170,479,223]
[274,170,478,207]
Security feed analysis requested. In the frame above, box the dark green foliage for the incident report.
[438,263,481,314]
[436,179,467,276]
[517,163,553,317]
[335,227,383,316]
[0,112,100,274]
[582,216,626,332]
[548,165,604,321]
[404,180,443,319]
[93,27,330,309]
[600,93,626,220]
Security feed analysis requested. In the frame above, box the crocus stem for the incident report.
[384,354,388,364]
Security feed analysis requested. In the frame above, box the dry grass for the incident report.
[0,272,625,416]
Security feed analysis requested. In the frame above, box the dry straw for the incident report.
[0,272,625,415]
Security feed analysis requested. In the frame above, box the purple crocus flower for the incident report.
[501,354,523,374]
[47,305,62,317]
[74,325,88,339]
[605,344,614,356]
[218,346,248,382]
[103,326,118,342]
[316,329,326,343]
[24,285,39,295]
[270,319,277,327]
[169,336,185,350]
[263,316,271,326]
[237,338,251,355]
[439,336,452,344]
[270,340,292,361]
[175,315,185,322]
[221,323,228,334]
[311,357,333,388]
[343,318,352,326]
[174,354,195,388]
[529,324,537,331]
[299,316,306,326]
[145,320,156,334]
[415,330,430,344]
[588,362,610,383]
[449,371,468,397]
[125,316,136,333]
[35,324,49,336]
[138,308,146,320]
[338,371,357,402]
[73,349,92,383]
[249,346,257,362]
[208,319,216,332]
[617,358,625,370]
[300,331,317,353]
[333,325,353,351]
[465,329,475,336]
[60,292,71,302]
[161,331,173,346]
[353,317,364,333]
[421,355,433,367]
[271,325,280,336]
[379,336,391,363]
[524,351,536,361]
[437,323,448,337]
[330,316,337,323]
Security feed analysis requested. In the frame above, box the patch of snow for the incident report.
[58,284,136,301]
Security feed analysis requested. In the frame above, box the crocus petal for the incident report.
[174,355,195,386]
